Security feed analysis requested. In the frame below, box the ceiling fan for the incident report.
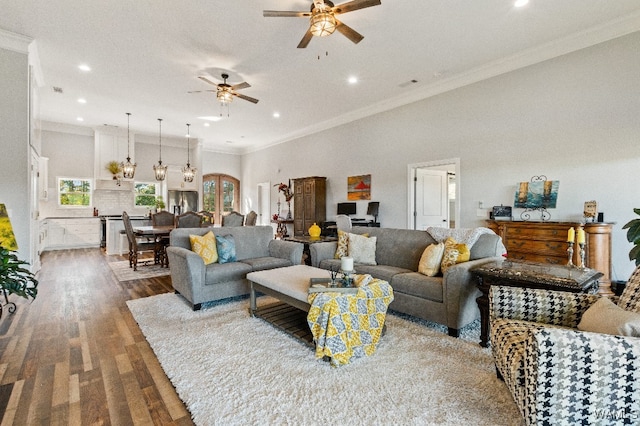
[264,0,381,48]
[189,73,259,105]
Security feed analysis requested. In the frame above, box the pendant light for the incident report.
[153,118,167,181]
[120,112,136,179]
[182,123,197,183]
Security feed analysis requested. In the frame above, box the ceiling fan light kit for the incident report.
[264,0,381,48]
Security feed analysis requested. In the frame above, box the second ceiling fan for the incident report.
[190,73,259,105]
[264,0,381,48]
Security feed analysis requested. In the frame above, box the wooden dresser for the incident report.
[487,220,613,294]
[293,176,326,237]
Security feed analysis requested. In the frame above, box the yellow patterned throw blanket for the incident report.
[307,274,394,367]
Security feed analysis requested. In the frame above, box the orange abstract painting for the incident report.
[347,174,371,200]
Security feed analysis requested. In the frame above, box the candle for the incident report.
[341,256,353,272]
[567,227,575,243]
[577,228,585,244]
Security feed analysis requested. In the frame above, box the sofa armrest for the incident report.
[309,242,338,268]
[489,285,601,328]
[523,328,640,424]
[268,239,304,265]
[166,246,206,303]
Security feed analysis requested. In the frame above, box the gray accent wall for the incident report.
[241,31,640,281]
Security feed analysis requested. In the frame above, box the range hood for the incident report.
[94,179,133,191]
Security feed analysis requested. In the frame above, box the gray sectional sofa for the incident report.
[310,227,505,336]
[167,226,303,310]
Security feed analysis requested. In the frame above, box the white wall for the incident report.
[0,47,30,261]
[241,32,640,281]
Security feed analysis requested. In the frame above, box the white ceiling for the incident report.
[3,1,640,153]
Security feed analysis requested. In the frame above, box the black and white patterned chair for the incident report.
[489,267,640,425]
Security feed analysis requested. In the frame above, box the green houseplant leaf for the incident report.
[0,247,38,301]
[622,210,640,266]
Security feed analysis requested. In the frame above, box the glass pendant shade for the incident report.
[217,89,234,105]
[121,112,136,179]
[154,118,167,181]
[310,11,337,37]
[182,123,197,183]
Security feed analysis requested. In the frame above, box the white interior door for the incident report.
[257,182,270,226]
[414,168,448,230]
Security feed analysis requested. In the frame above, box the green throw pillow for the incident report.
[215,234,237,264]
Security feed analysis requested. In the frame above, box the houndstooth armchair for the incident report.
[489,268,640,425]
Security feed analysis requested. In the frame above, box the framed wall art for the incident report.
[347,174,371,201]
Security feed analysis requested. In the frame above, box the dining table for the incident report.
[133,225,175,267]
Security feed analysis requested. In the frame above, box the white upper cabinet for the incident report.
[94,129,134,181]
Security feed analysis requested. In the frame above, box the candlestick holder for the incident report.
[341,269,354,287]
[566,242,574,267]
[329,266,339,287]
[578,242,586,269]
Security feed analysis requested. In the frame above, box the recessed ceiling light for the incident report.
[273,112,280,118]
[226,140,233,144]
[76,117,84,122]
[78,64,91,72]
[77,98,87,104]
[204,123,210,127]
[514,0,529,7]
[198,116,222,122]
[348,76,358,84]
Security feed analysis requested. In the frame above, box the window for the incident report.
[58,178,92,207]
[203,174,240,224]
[134,182,160,207]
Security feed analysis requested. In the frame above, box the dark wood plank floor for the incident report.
[0,248,194,425]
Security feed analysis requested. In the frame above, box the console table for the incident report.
[473,259,602,347]
[487,220,612,294]
[284,235,337,265]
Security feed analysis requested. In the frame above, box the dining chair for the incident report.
[245,210,258,226]
[198,210,214,226]
[176,211,202,228]
[222,211,245,227]
[152,210,176,226]
[122,211,156,271]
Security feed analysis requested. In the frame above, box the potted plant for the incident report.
[623,208,640,266]
[106,161,122,179]
[155,196,166,211]
[0,247,38,317]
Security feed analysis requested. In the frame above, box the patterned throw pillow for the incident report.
[418,242,445,276]
[440,237,470,274]
[189,231,218,265]
[215,234,237,264]
[334,230,350,259]
[578,297,640,337]
[347,233,377,265]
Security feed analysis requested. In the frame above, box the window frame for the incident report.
[57,177,93,208]
[134,181,161,208]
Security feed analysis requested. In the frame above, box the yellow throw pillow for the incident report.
[418,242,445,276]
[190,231,218,265]
[440,237,470,273]
[334,230,349,259]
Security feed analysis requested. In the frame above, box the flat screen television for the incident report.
[337,202,357,216]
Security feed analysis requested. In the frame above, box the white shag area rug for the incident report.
[109,260,170,282]
[127,293,522,426]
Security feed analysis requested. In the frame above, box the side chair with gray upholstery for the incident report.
[222,211,245,227]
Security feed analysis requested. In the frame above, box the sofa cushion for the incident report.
[241,256,293,272]
[578,297,640,337]
[418,242,445,276]
[391,273,444,303]
[334,230,350,259]
[441,237,470,274]
[189,231,218,265]
[216,234,237,264]
[204,261,252,285]
[470,233,506,260]
[349,227,434,270]
[348,233,377,265]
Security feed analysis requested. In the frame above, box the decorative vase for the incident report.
[309,223,321,238]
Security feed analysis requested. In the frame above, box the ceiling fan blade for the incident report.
[187,90,217,94]
[263,10,310,17]
[297,28,314,48]
[230,82,251,91]
[333,0,381,14]
[335,20,364,44]
[234,93,259,104]
[198,76,220,87]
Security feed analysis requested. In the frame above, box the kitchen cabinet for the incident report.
[105,216,149,255]
[38,156,48,200]
[94,129,134,181]
[44,218,100,250]
[293,176,326,237]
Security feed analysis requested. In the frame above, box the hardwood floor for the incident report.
[0,248,194,425]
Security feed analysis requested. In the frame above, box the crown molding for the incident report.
[248,10,640,154]
[0,28,32,54]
